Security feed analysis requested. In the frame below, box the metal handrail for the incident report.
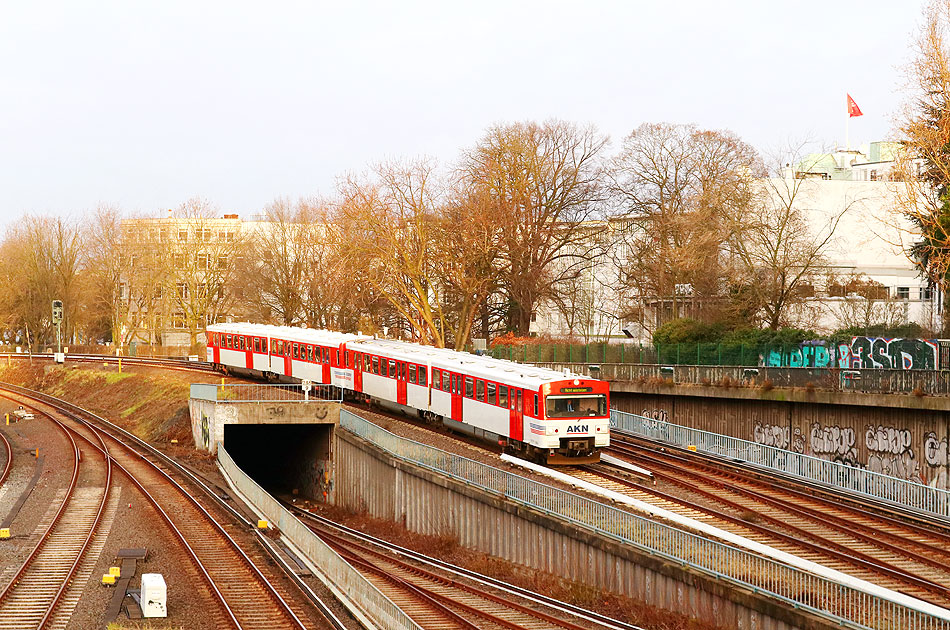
[610,409,950,520]
[217,444,422,630]
[341,409,950,630]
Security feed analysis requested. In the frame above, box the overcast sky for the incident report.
[0,1,928,225]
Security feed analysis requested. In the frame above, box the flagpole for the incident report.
[845,94,850,150]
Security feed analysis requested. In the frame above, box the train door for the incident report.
[283,341,292,376]
[509,388,523,441]
[396,362,407,405]
[244,336,253,370]
[450,374,463,422]
[212,335,220,364]
[321,347,331,384]
[352,352,363,392]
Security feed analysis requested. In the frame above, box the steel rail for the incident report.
[0,429,10,487]
[582,462,950,604]
[318,526,599,630]
[0,411,81,604]
[335,550,483,630]
[0,384,309,630]
[37,414,113,629]
[608,434,950,567]
[287,504,644,630]
[607,439,950,567]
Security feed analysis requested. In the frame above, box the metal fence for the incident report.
[610,408,950,520]
[340,409,950,630]
[491,342,812,366]
[217,443,422,630]
[534,362,950,396]
[190,382,343,403]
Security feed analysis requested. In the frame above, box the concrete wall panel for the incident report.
[335,430,835,630]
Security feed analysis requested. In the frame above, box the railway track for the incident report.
[287,503,643,630]
[595,434,950,609]
[0,428,10,487]
[0,384,333,630]
[0,403,112,629]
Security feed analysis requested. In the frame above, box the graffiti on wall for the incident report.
[762,337,939,370]
[752,421,805,453]
[924,432,949,490]
[641,408,669,423]
[864,424,924,484]
[847,338,938,370]
[809,422,860,466]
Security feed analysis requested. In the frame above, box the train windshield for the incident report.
[545,395,607,418]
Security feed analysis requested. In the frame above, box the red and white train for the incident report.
[205,323,610,464]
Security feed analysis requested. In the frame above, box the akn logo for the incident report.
[567,425,588,433]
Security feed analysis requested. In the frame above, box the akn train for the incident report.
[206,323,610,464]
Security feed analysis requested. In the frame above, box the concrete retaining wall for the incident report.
[612,389,950,491]
[334,429,838,630]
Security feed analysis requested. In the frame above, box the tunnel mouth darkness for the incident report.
[224,423,333,502]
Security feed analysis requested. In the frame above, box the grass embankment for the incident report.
[0,362,196,444]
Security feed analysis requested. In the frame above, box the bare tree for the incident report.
[337,160,451,346]
[831,273,908,331]
[462,120,608,336]
[608,123,761,333]
[163,197,246,350]
[726,148,851,329]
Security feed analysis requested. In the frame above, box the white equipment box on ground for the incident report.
[140,573,167,618]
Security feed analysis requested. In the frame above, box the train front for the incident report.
[539,378,610,464]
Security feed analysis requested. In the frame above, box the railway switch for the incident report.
[101,574,116,585]
[0,528,9,538]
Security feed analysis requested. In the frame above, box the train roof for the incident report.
[208,322,367,346]
[349,337,587,389]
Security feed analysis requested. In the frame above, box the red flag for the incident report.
[847,94,863,118]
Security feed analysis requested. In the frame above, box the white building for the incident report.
[531,143,939,342]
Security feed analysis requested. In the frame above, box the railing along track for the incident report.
[0,401,111,630]
[604,436,950,608]
[0,383,318,630]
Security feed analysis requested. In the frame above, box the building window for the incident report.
[921,286,934,301]
[178,230,188,242]
[197,254,209,270]
[177,282,189,299]
[897,286,910,300]
[217,256,228,270]
[118,283,126,299]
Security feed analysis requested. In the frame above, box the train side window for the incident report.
[443,371,450,391]
[253,338,259,352]
[533,394,539,417]
[476,380,485,402]
[432,368,440,386]
[419,366,427,386]
[464,377,474,398]
[409,365,417,384]
[499,385,508,407]
[372,356,379,374]
[242,337,248,351]
[286,342,292,357]
[389,360,396,378]
[225,334,231,348]
[487,382,496,405]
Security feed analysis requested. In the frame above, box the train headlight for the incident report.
[573,379,580,385]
